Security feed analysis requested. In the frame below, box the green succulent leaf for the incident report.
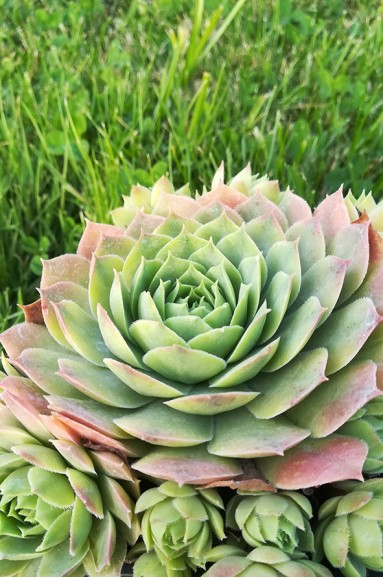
[70,497,93,555]
[28,468,75,509]
[114,401,213,447]
[66,468,104,518]
[143,346,227,384]
[208,407,309,458]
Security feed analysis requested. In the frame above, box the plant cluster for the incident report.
[1,164,383,576]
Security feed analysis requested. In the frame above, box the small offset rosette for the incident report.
[0,403,139,577]
[314,478,383,576]
[132,481,225,576]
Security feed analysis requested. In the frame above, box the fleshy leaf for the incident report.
[97,305,145,368]
[38,537,89,577]
[94,234,136,259]
[0,536,43,560]
[308,297,381,374]
[288,360,381,437]
[11,445,67,474]
[156,226,207,260]
[348,516,382,558]
[126,210,164,238]
[51,440,96,475]
[216,226,262,268]
[210,340,279,388]
[77,220,126,259]
[114,401,213,447]
[28,467,75,508]
[104,358,190,398]
[264,297,326,372]
[228,303,269,363]
[98,475,133,524]
[291,256,348,324]
[165,315,211,341]
[67,468,104,518]
[200,182,248,209]
[351,225,383,315]
[197,210,239,243]
[58,357,150,408]
[133,552,167,577]
[245,214,285,256]
[13,348,84,399]
[70,497,93,555]
[237,257,263,318]
[89,254,124,317]
[323,516,350,568]
[110,270,131,336]
[36,509,71,551]
[91,512,116,571]
[237,191,287,229]
[41,254,90,289]
[189,325,243,358]
[259,273,293,343]
[258,436,367,489]
[153,191,199,217]
[54,300,111,366]
[200,463,274,493]
[50,413,140,457]
[20,299,44,325]
[278,189,312,225]
[40,282,90,349]
[46,395,128,439]
[208,407,309,458]
[336,491,373,516]
[203,556,251,576]
[133,446,242,486]
[143,346,226,384]
[265,240,301,305]
[327,222,369,303]
[130,319,186,351]
[1,466,32,496]
[248,349,328,418]
[165,386,259,416]
[285,218,326,274]
[313,188,350,241]
[121,234,168,289]
[1,377,51,442]
[0,323,66,358]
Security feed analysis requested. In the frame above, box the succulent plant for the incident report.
[203,545,332,577]
[346,190,383,235]
[226,491,314,554]
[2,163,383,576]
[1,163,382,492]
[338,394,383,474]
[0,401,140,577]
[132,481,225,575]
[314,478,383,576]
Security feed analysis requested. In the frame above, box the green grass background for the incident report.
[1,0,383,330]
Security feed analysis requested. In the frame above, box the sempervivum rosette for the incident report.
[132,482,225,576]
[1,163,383,492]
[338,394,383,474]
[346,190,383,236]
[0,401,140,577]
[314,478,383,576]
[226,491,314,554]
[203,545,332,577]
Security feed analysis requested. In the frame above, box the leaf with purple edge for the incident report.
[66,468,104,518]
